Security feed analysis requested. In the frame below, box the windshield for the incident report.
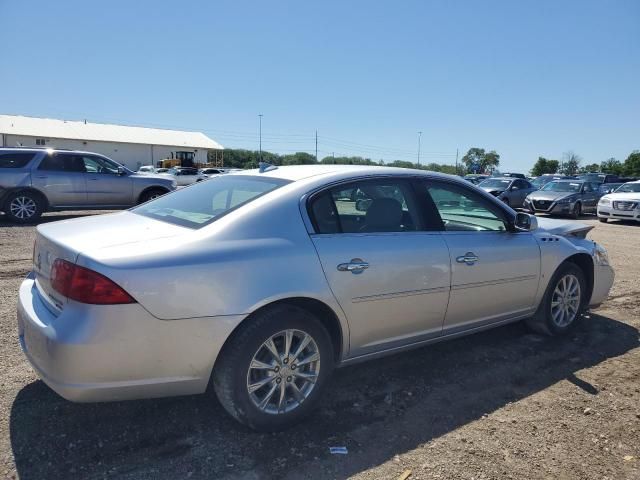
[132,175,290,228]
[616,183,640,193]
[478,179,511,189]
[541,181,582,192]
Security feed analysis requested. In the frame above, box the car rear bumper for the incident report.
[17,273,245,402]
[597,205,640,222]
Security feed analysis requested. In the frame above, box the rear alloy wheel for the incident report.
[213,304,334,431]
[4,191,44,223]
[526,263,586,335]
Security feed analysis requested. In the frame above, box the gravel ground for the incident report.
[0,212,638,480]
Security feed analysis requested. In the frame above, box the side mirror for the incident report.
[117,166,126,176]
[513,212,538,232]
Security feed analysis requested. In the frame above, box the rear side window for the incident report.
[0,152,35,168]
[132,175,290,229]
[309,179,421,234]
[38,153,87,172]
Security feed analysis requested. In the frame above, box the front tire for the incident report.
[526,263,587,336]
[598,217,608,223]
[138,188,167,204]
[213,304,334,431]
[571,202,581,219]
[4,191,44,223]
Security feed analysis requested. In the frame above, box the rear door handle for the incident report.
[456,252,479,265]
[337,258,369,274]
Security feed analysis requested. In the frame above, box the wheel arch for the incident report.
[558,253,594,306]
[136,185,170,204]
[2,187,49,211]
[215,296,345,370]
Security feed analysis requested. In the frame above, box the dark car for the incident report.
[524,180,600,218]
[463,174,489,185]
[476,177,536,208]
[500,172,526,179]
[577,173,620,184]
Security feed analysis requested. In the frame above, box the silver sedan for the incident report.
[17,165,614,431]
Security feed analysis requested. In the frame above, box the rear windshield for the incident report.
[0,152,35,168]
[132,175,290,228]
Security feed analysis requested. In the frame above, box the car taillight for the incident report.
[50,259,136,305]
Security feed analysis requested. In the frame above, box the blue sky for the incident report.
[1,0,638,171]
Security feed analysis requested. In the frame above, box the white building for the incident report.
[0,114,223,170]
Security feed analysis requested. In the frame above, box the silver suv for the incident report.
[0,148,177,223]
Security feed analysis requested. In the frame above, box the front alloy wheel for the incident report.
[550,274,581,328]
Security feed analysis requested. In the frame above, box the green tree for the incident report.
[580,163,600,174]
[530,157,559,176]
[623,151,640,177]
[600,157,623,175]
[559,151,581,175]
[281,152,317,165]
[461,148,500,174]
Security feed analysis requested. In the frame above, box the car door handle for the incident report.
[35,176,48,179]
[456,252,479,265]
[337,259,369,274]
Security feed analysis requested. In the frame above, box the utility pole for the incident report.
[315,130,318,162]
[258,114,263,163]
[417,131,422,165]
[455,148,459,174]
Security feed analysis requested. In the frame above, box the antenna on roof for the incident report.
[259,162,278,173]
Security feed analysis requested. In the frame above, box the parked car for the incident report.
[477,177,536,208]
[17,165,614,430]
[597,180,640,223]
[0,148,177,223]
[530,174,577,190]
[577,173,620,184]
[463,174,489,184]
[167,167,208,186]
[199,167,224,176]
[524,180,600,218]
[500,172,526,179]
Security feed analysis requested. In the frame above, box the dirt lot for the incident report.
[0,212,638,480]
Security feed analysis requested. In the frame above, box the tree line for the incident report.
[212,147,640,178]
[530,151,640,177]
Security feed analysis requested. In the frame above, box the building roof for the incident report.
[0,115,223,150]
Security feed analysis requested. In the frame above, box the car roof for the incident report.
[231,164,456,183]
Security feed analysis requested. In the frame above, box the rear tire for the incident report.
[3,191,44,223]
[138,188,167,204]
[526,263,587,336]
[213,304,334,431]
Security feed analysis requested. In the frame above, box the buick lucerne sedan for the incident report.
[17,165,614,431]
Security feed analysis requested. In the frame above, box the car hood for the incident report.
[602,192,640,201]
[535,217,593,238]
[528,190,576,201]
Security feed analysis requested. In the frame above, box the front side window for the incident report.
[82,155,120,174]
[309,179,420,234]
[422,181,509,232]
[133,175,289,229]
